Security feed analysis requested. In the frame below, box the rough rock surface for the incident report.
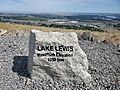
[28,30,91,84]
[0,30,120,90]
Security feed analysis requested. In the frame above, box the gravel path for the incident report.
[79,40,120,90]
[0,31,31,90]
[0,31,120,90]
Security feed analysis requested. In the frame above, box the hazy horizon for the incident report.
[0,12,120,15]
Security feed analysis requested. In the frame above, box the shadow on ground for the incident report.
[12,56,30,78]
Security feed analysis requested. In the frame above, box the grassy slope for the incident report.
[0,22,120,44]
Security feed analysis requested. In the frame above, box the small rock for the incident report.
[0,29,7,36]
[81,32,91,41]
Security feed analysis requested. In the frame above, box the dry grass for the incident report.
[0,22,120,44]
[0,22,88,32]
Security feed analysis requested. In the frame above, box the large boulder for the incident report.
[27,30,91,83]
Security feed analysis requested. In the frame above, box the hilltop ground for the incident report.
[0,28,120,90]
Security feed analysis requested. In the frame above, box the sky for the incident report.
[0,0,120,13]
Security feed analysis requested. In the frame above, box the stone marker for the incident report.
[27,30,91,83]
